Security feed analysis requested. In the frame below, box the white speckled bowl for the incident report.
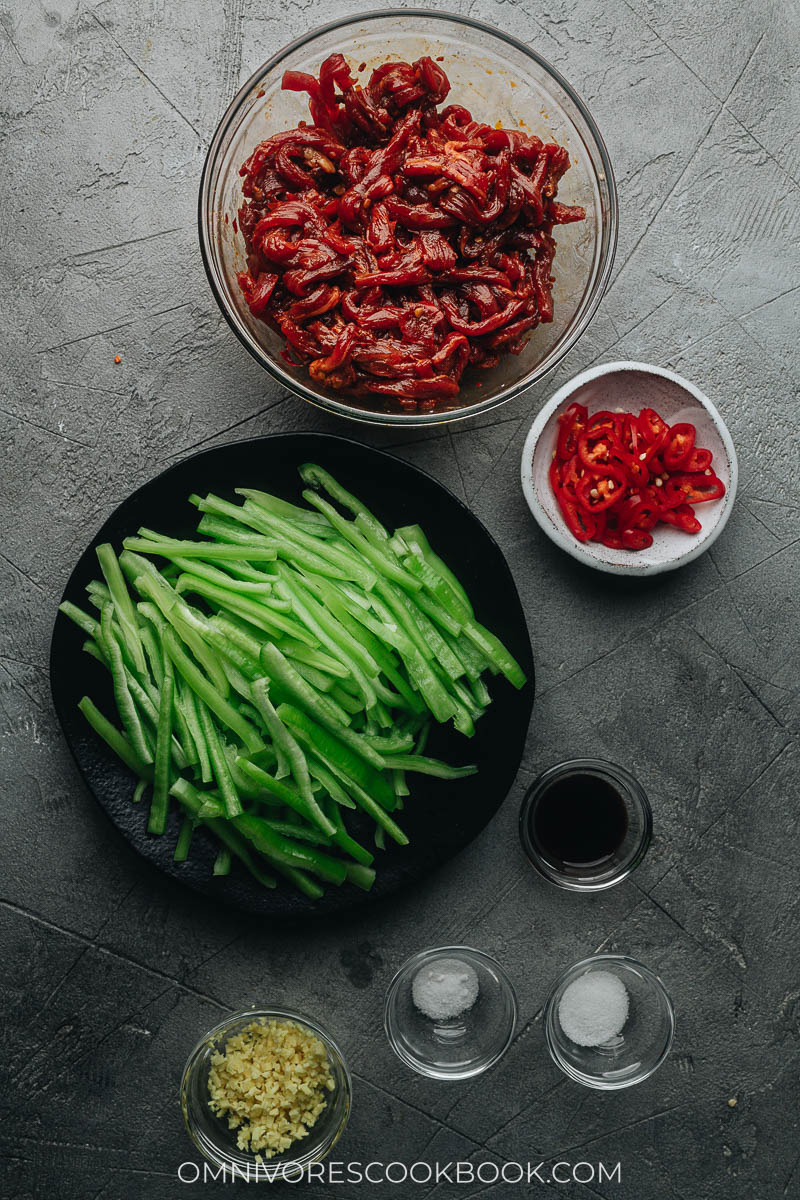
[520,361,738,575]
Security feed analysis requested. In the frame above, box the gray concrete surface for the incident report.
[2,0,799,1196]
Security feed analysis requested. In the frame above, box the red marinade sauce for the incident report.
[236,54,585,413]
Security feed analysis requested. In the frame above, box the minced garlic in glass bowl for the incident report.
[181,1008,351,1181]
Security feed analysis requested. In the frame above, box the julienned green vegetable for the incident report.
[61,465,526,900]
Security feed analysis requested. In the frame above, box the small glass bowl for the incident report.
[519,758,652,891]
[181,1007,351,1182]
[545,955,675,1090]
[384,946,517,1080]
[199,9,617,426]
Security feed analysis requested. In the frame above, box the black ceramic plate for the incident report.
[51,433,534,917]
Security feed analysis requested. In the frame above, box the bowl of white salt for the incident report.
[384,946,517,1080]
[544,954,674,1089]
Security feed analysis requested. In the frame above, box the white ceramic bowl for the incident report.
[520,361,738,575]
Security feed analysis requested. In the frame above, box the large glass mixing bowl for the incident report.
[199,9,617,426]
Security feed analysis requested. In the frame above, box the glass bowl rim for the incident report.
[519,757,653,892]
[383,944,518,1079]
[180,1006,352,1177]
[544,953,676,1090]
[198,6,619,427]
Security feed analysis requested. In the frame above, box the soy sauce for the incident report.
[531,771,628,868]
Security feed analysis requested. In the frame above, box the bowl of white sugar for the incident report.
[544,954,675,1089]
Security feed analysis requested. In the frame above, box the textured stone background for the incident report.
[2,0,799,1197]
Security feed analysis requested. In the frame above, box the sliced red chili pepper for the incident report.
[556,402,588,461]
[560,452,586,497]
[617,490,659,532]
[638,408,669,452]
[549,402,718,552]
[553,486,596,542]
[586,409,621,435]
[575,463,628,513]
[617,412,641,456]
[663,423,696,470]
[607,440,650,488]
[659,503,702,534]
[597,508,623,549]
[681,446,713,473]
[621,527,654,551]
[664,472,726,506]
[577,430,624,471]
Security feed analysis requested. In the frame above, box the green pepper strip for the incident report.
[169,779,278,890]
[293,661,334,693]
[261,643,385,770]
[175,572,314,647]
[298,464,389,535]
[249,679,335,836]
[148,667,175,834]
[306,578,423,714]
[139,620,165,689]
[96,543,146,674]
[174,818,195,862]
[328,684,365,715]
[326,797,374,867]
[196,700,243,817]
[101,605,153,764]
[274,572,377,709]
[235,756,327,831]
[228,488,332,530]
[377,579,464,681]
[278,703,397,815]
[345,862,376,891]
[463,619,526,689]
[124,536,278,562]
[305,754,356,810]
[213,846,232,875]
[192,493,357,585]
[162,627,263,753]
[78,696,152,779]
[196,513,284,552]
[396,524,473,618]
[289,721,408,846]
[86,580,113,610]
[359,593,457,724]
[275,635,351,680]
[302,490,422,593]
[179,683,213,782]
[382,754,477,779]
[233,812,347,885]
[167,555,281,598]
[123,555,231,699]
[59,601,100,639]
[235,494,378,589]
[266,820,332,846]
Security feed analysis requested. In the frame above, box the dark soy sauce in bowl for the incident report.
[532,772,629,868]
[519,759,651,891]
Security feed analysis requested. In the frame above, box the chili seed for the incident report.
[655,478,663,487]
[590,488,599,499]
[639,452,646,461]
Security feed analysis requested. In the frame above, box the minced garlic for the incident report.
[207,1018,334,1158]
